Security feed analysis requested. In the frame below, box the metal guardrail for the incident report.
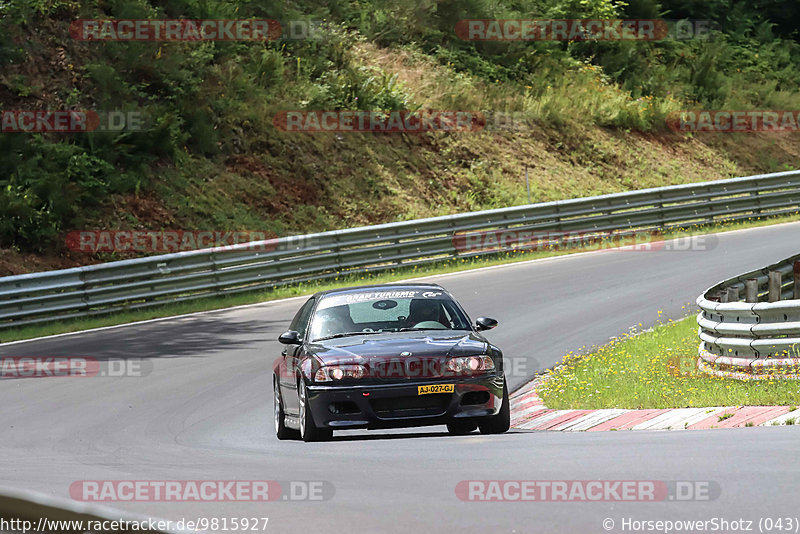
[0,486,183,533]
[697,252,800,379]
[2,170,800,331]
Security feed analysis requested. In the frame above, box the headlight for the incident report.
[314,364,368,382]
[445,355,495,375]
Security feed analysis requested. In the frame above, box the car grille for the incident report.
[370,393,451,419]
[369,358,446,380]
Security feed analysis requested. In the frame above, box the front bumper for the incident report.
[306,374,505,430]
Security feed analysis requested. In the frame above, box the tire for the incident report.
[478,380,510,435]
[447,420,478,435]
[274,376,298,440]
[298,379,333,442]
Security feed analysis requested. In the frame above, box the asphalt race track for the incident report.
[1,222,799,533]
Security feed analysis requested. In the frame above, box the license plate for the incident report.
[418,384,454,395]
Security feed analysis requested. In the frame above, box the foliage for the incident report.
[1,0,799,253]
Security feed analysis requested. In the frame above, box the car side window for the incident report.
[290,298,316,339]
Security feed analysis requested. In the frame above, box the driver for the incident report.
[315,305,354,338]
[406,299,442,327]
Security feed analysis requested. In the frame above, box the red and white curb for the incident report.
[510,380,800,431]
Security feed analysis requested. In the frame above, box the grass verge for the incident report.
[2,214,798,345]
[539,315,800,409]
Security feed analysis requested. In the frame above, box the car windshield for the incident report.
[309,289,471,341]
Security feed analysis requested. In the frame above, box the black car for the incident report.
[273,283,509,441]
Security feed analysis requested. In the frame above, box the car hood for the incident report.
[309,330,488,365]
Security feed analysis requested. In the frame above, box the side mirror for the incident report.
[278,330,301,345]
[475,317,498,331]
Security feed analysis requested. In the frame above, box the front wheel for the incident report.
[298,379,333,442]
[478,380,510,434]
[447,420,478,435]
[274,376,298,440]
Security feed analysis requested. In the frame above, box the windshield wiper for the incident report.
[396,327,452,332]
[314,331,383,341]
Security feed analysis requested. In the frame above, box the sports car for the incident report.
[273,283,509,441]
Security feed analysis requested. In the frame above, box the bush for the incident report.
[2,0,800,253]
[0,136,113,250]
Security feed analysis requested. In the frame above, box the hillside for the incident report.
[1,0,800,275]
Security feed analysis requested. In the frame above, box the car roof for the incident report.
[312,283,447,299]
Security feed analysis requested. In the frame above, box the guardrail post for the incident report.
[726,287,740,302]
[794,261,800,300]
[210,251,220,294]
[448,218,458,260]
[333,231,343,274]
[745,279,759,303]
[79,270,89,312]
[751,189,761,216]
[768,271,782,302]
[554,204,562,233]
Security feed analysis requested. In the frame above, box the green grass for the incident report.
[2,214,799,344]
[539,314,800,409]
